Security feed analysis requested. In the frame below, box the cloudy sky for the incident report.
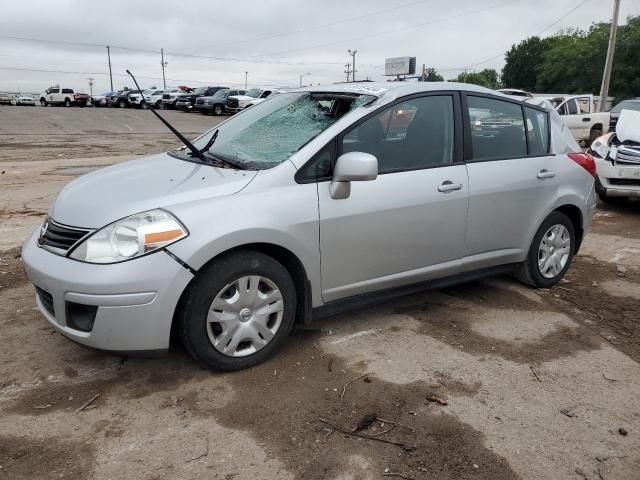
[0,0,637,94]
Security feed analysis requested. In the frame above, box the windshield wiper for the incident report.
[126,70,206,161]
[200,128,218,153]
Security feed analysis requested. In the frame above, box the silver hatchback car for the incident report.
[23,82,597,370]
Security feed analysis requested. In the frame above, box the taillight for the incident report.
[567,152,596,177]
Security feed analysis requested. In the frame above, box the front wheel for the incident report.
[178,250,297,371]
[40,99,48,107]
[516,211,575,288]
[213,104,223,116]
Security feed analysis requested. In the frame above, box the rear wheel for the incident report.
[516,211,575,288]
[155,100,162,109]
[118,100,126,108]
[179,250,296,371]
[64,98,71,107]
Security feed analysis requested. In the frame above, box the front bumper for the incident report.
[596,159,640,198]
[22,229,193,353]
[224,105,243,113]
[175,102,193,111]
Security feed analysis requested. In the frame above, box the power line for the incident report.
[462,0,590,69]
[252,0,524,57]
[0,33,344,66]
[202,0,434,48]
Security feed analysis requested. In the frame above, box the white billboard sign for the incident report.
[385,57,416,76]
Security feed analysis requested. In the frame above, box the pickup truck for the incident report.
[550,95,609,146]
[39,87,90,107]
[225,88,274,114]
[175,86,227,111]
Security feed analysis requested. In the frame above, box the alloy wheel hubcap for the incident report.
[538,224,571,279]
[207,275,284,357]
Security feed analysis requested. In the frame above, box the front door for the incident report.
[318,93,469,302]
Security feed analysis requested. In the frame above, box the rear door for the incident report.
[463,94,558,269]
[317,93,469,302]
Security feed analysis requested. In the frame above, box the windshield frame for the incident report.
[171,91,375,170]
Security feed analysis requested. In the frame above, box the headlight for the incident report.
[590,132,614,159]
[69,209,187,264]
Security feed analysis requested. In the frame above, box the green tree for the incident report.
[501,15,640,101]
[456,69,500,89]
[501,36,551,91]
[423,68,444,82]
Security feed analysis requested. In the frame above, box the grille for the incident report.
[38,218,92,254]
[35,287,55,317]
[615,145,640,165]
[227,98,239,108]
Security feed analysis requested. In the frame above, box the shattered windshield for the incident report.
[190,92,374,170]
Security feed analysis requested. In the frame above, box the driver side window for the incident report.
[341,95,455,174]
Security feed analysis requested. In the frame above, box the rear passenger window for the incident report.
[342,95,455,174]
[467,96,526,160]
[524,107,549,156]
[62,89,73,94]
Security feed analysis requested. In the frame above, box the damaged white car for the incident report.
[590,109,640,203]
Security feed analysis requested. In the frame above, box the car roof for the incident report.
[297,81,514,102]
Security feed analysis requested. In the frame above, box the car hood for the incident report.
[50,152,257,229]
[230,95,258,102]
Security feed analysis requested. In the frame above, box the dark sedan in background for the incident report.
[610,99,640,131]
[194,88,246,115]
[176,86,227,111]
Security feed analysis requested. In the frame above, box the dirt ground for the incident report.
[1,106,639,480]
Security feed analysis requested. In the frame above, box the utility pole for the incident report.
[160,48,168,89]
[463,67,468,83]
[344,63,352,82]
[422,64,426,82]
[598,0,621,112]
[106,46,113,91]
[87,77,94,96]
[244,71,248,89]
[348,49,357,82]
[299,72,310,87]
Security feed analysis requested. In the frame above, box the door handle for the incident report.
[437,181,463,193]
[582,117,591,122]
[537,169,556,179]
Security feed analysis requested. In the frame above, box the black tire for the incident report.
[118,100,126,108]
[141,102,149,110]
[178,250,297,371]
[214,104,224,116]
[516,211,575,288]
[40,99,48,107]
[64,98,71,107]
[155,100,162,109]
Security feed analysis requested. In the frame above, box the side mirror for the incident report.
[329,152,378,200]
